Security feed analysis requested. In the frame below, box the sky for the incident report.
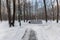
[27,0,60,8]
[2,0,59,8]
[2,0,60,9]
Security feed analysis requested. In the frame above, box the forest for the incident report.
[0,0,60,40]
[0,0,60,26]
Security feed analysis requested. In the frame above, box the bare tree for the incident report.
[35,0,38,21]
[43,0,47,22]
[51,0,54,21]
[18,0,22,26]
[23,0,26,22]
[56,0,59,23]
[31,1,33,20]
[0,0,2,21]
[6,0,11,27]
[12,0,16,26]
[26,6,29,21]
[25,1,29,21]
[50,0,55,20]
[29,1,31,20]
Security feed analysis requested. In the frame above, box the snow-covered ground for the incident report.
[0,20,60,40]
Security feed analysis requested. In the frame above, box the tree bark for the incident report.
[35,0,38,21]
[52,5,54,21]
[12,0,16,26]
[56,0,59,23]
[43,0,47,22]
[18,0,22,26]
[6,0,11,27]
[23,0,26,22]
[29,1,31,20]
[51,0,54,21]
[0,0,2,21]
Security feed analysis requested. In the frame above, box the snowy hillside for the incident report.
[0,20,60,40]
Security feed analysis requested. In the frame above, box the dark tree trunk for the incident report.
[18,0,22,26]
[43,0,47,22]
[29,1,31,20]
[26,6,29,21]
[52,4,54,21]
[56,0,59,23]
[23,0,26,22]
[52,5,54,21]
[0,0,2,21]
[12,0,16,26]
[6,0,11,27]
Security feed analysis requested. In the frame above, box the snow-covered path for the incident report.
[29,30,37,40]
[0,21,27,40]
[21,29,37,40]
[0,20,60,40]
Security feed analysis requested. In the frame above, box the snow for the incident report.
[0,21,27,40]
[0,20,60,40]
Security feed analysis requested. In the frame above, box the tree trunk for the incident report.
[56,0,59,23]
[18,0,22,26]
[43,0,47,22]
[0,0,2,21]
[23,0,26,22]
[52,4,54,21]
[29,1,31,20]
[35,0,38,21]
[51,0,54,21]
[12,0,16,26]
[6,0,11,27]
[26,6,28,22]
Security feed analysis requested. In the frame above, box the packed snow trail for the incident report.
[1,20,60,40]
[0,21,28,40]
[28,30,37,40]
[22,29,37,40]
[21,29,30,40]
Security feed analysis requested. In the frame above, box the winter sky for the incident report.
[27,0,60,8]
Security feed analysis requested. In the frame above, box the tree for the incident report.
[23,0,26,22]
[51,0,54,21]
[43,0,47,22]
[6,0,11,27]
[56,0,59,23]
[29,1,31,20]
[26,5,29,21]
[12,0,16,26]
[35,0,38,21]
[18,0,22,26]
[0,0,2,21]
[31,1,33,20]
[25,1,29,21]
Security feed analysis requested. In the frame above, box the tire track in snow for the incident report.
[29,30,37,40]
[22,29,37,40]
